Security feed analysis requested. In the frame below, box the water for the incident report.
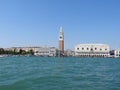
[0,57,120,90]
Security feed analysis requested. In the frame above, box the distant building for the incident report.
[34,47,59,56]
[7,47,40,52]
[64,49,75,56]
[58,26,64,55]
[110,50,120,58]
[75,44,110,57]
[114,50,120,58]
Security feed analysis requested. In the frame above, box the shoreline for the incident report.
[0,55,119,58]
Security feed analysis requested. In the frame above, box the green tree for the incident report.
[0,48,4,54]
[29,49,34,55]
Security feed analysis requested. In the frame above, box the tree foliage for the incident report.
[0,48,34,55]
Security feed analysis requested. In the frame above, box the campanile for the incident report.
[59,26,64,55]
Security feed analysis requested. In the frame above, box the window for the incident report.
[95,48,97,50]
[91,48,93,51]
[105,49,107,50]
[100,48,102,51]
[82,48,84,50]
[87,48,89,50]
[77,48,79,50]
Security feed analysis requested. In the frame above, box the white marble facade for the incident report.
[75,44,110,57]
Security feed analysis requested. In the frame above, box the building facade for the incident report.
[64,49,75,56]
[75,44,110,57]
[58,26,64,55]
[6,46,59,56]
[114,50,120,58]
[34,47,59,56]
[7,47,40,52]
[110,50,120,58]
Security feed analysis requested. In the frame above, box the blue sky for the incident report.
[0,0,120,50]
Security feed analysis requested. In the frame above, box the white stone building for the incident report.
[114,50,120,57]
[34,47,59,56]
[75,44,110,57]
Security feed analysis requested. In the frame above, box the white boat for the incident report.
[0,55,4,57]
[0,55,8,57]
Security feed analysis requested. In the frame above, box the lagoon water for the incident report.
[0,57,120,90]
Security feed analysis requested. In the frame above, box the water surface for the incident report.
[0,57,120,90]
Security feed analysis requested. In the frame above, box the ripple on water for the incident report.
[0,57,120,90]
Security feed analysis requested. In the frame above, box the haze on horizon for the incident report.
[0,0,120,50]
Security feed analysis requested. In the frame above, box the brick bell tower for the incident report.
[59,26,64,55]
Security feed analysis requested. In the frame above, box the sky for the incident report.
[0,0,120,50]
